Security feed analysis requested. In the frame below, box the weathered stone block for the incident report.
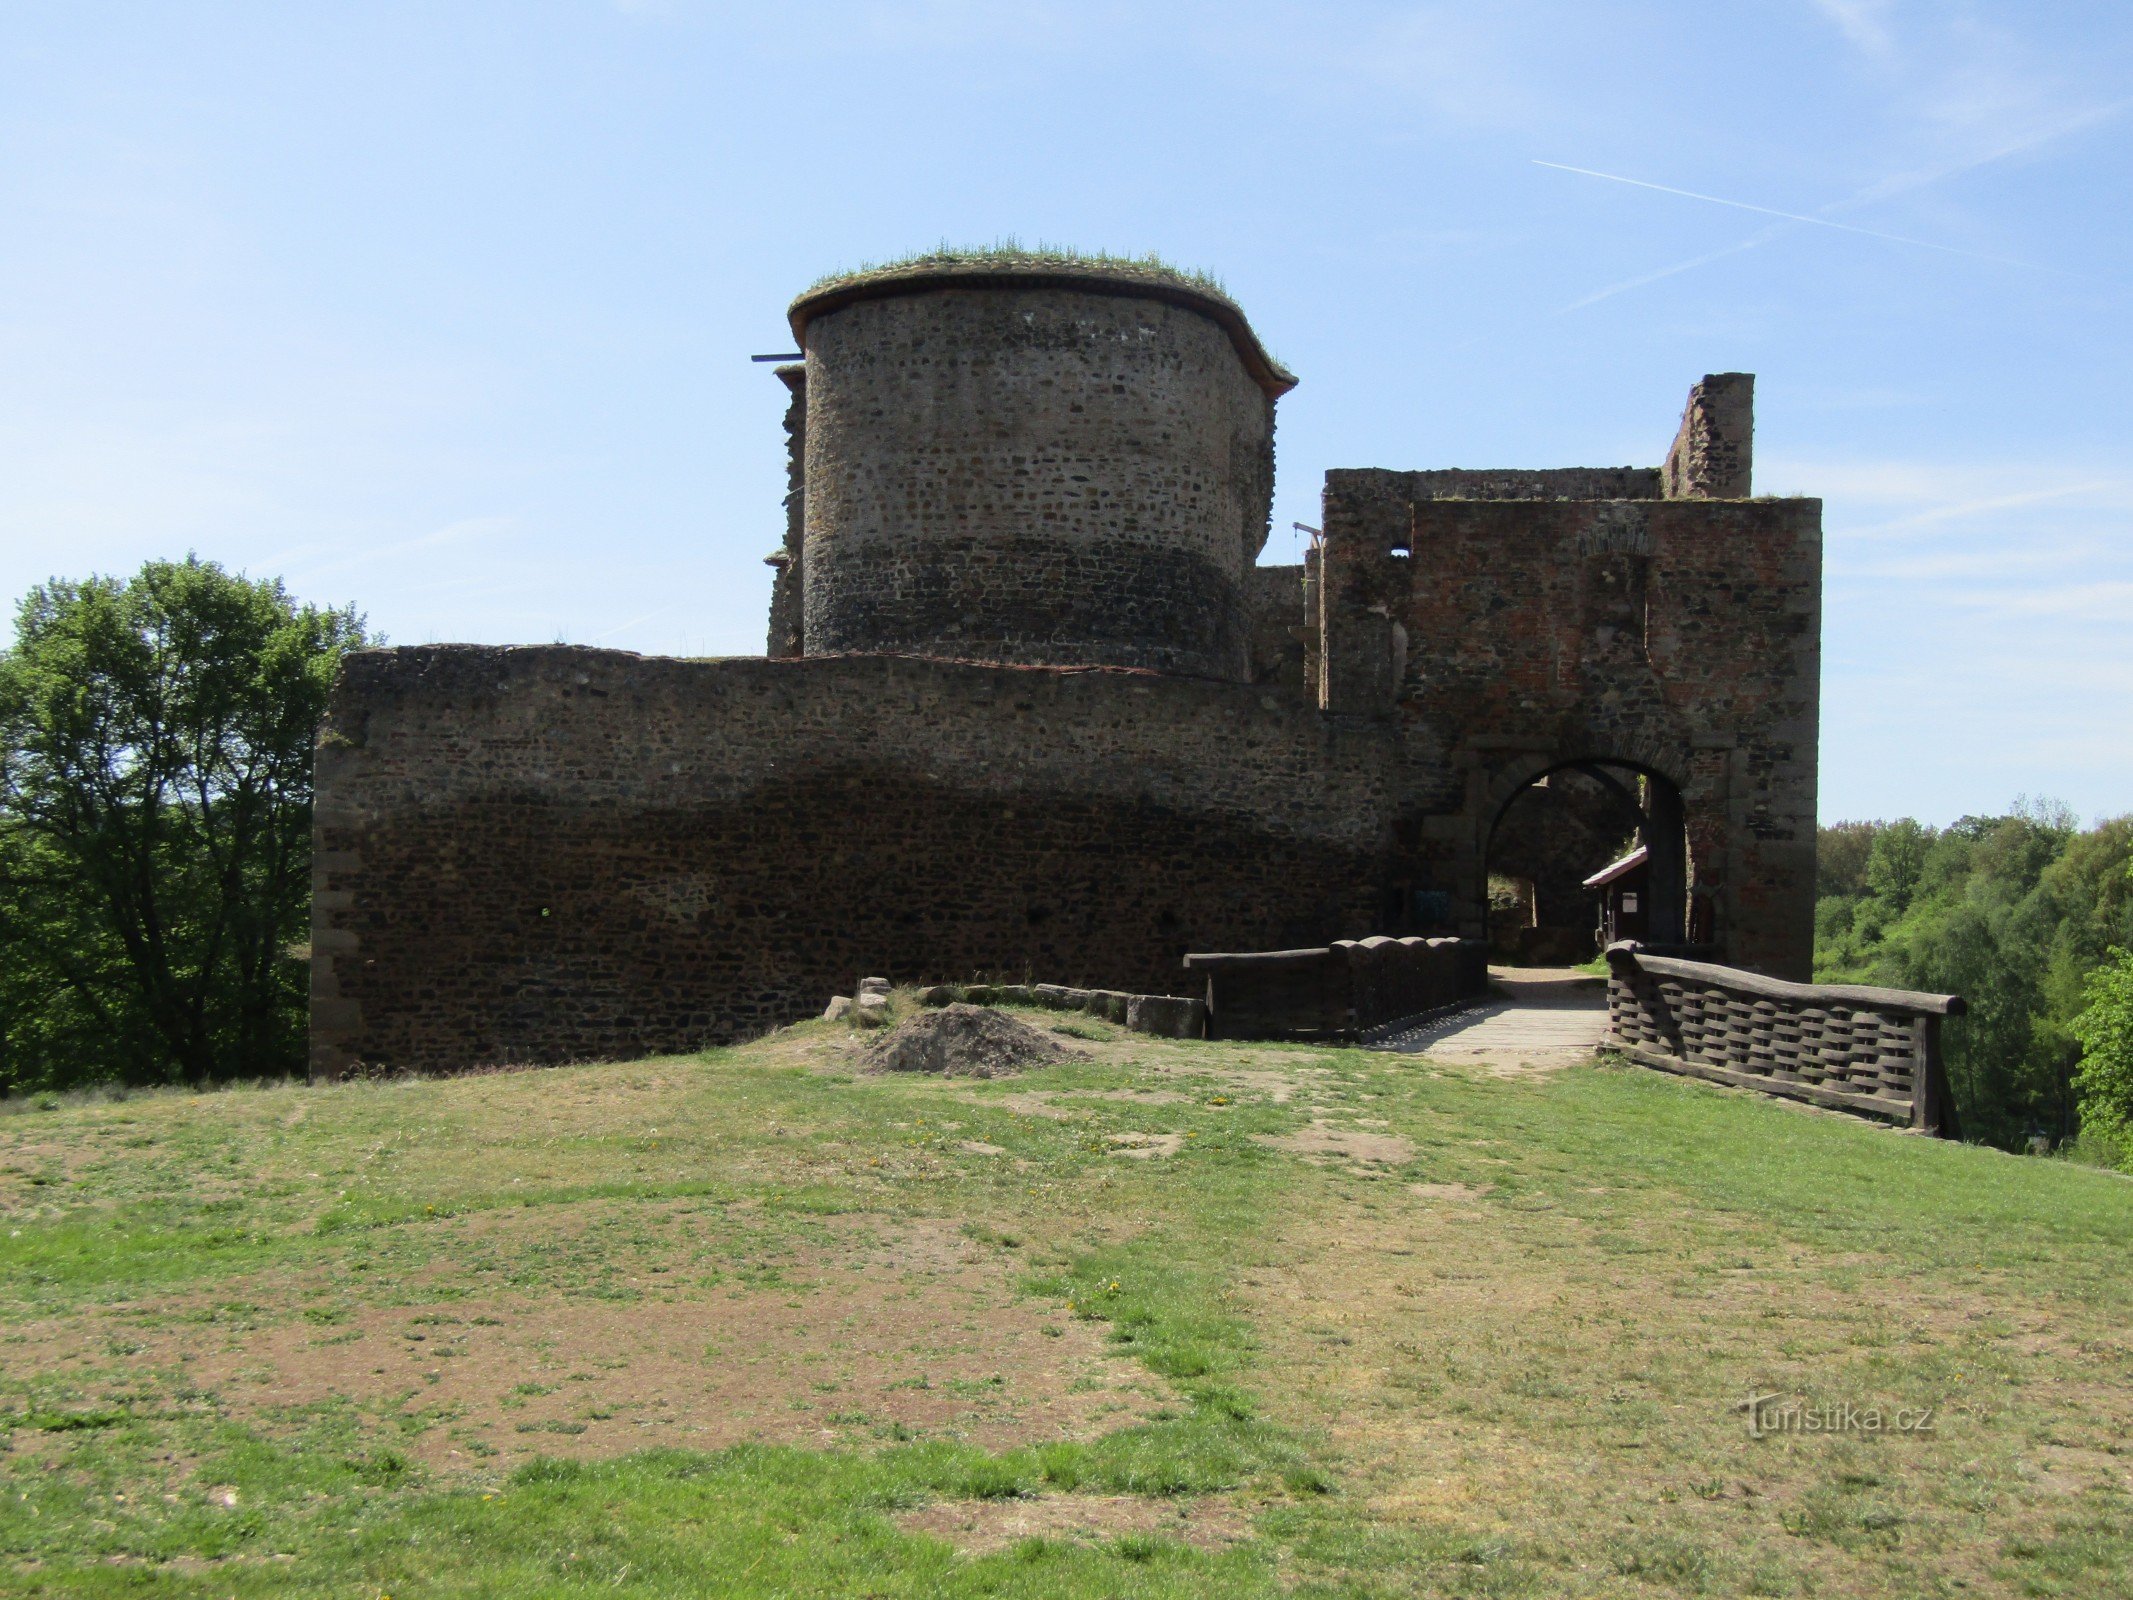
[1125,994,1205,1039]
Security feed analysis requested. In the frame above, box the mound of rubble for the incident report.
[862,1004,1079,1079]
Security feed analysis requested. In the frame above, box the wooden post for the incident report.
[1912,1014,1961,1139]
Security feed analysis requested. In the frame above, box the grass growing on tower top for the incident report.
[800,238,1231,299]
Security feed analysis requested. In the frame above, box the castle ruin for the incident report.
[309,257,1819,1076]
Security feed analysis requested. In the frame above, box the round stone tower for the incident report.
[787,257,1295,679]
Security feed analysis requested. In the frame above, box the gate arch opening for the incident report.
[1483,759,1695,965]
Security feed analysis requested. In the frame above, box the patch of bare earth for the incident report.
[1103,1132,1184,1160]
[1254,1119,1415,1168]
[1476,1057,1579,1080]
[10,1208,1157,1475]
[1147,1055,1330,1105]
[970,1087,1194,1122]
[1407,1182,1489,1202]
[899,1493,1251,1554]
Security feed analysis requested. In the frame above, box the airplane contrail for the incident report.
[1531,159,2048,270]
[1554,225,1788,315]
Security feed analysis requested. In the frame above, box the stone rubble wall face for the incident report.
[310,646,1391,1076]
[799,287,1273,678]
[1243,563,1308,689]
[1663,373,1755,500]
[764,368,806,658]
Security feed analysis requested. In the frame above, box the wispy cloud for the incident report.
[1842,98,2127,208]
[1553,224,1786,314]
[1791,452,2133,807]
[589,603,679,644]
[1833,481,2129,541]
[1767,454,2133,505]
[1809,0,1897,61]
[1828,541,2107,583]
[1938,580,2133,623]
[279,516,517,590]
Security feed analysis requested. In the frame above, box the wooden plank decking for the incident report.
[1373,967,1609,1062]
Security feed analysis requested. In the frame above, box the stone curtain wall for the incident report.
[1243,563,1308,690]
[1316,483,1821,978]
[798,288,1276,679]
[310,646,1398,1077]
[1604,943,1962,1135]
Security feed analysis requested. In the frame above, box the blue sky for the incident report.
[2,2,2128,824]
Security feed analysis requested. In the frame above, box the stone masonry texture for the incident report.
[796,283,1276,679]
[308,253,1822,1079]
[1316,473,1820,980]
[1663,373,1754,500]
[311,647,1394,1076]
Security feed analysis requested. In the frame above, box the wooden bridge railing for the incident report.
[1183,936,1488,1041]
[1603,942,1963,1137]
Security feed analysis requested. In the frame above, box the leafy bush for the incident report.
[2072,947,2133,1146]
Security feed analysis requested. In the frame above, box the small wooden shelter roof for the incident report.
[1583,846,1649,890]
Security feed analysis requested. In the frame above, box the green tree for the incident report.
[2072,947,2133,1151]
[0,558,364,1092]
[1864,817,1931,911]
[1815,808,2133,1150]
[1815,819,1880,900]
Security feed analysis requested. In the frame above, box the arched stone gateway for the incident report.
[1316,396,1820,979]
[1482,757,1693,963]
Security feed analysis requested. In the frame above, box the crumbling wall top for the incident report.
[1663,373,1755,500]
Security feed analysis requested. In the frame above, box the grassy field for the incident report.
[3,1002,2130,1597]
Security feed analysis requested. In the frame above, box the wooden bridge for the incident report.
[1372,967,1608,1066]
[1371,950,1964,1138]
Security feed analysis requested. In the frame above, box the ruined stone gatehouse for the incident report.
[310,258,1818,1076]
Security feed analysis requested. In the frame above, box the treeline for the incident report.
[0,559,364,1094]
[1815,805,2133,1162]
